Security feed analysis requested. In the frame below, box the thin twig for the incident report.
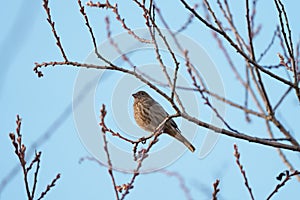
[87,1,152,44]
[100,104,120,200]
[246,0,273,118]
[274,0,300,101]
[9,115,61,200]
[180,0,296,88]
[233,144,255,200]
[212,179,220,200]
[273,86,293,111]
[175,4,198,34]
[43,0,68,62]
[265,114,300,181]
[266,170,300,200]
[31,151,42,199]
[37,174,61,200]
[257,27,279,62]
[78,0,115,66]
[148,4,185,112]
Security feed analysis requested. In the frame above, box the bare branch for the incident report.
[266,170,300,200]
[100,104,120,200]
[43,0,68,62]
[9,115,61,200]
[233,144,255,200]
[37,174,61,200]
[212,179,220,200]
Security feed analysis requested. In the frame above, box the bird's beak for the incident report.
[132,93,137,98]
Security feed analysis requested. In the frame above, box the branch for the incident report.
[42,0,68,62]
[37,173,61,200]
[87,0,152,44]
[233,144,255,200]
[266,170,300,200]
[100,104,120,200]
[212,179,220,200]
[180,0,297,88]
[9,115,61,200]
[181,113,300,152]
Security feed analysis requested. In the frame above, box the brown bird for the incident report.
[132,91,195,152]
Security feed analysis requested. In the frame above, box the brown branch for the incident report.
[246,0,255,60]
[155,5,238,133]
[202,4,265,125]
[270,116,299,147]
[9,115,61,200]
[233,144,255,200]
[183,50,238,133]
[151,5,186,112]
[274,0,300,101]
[202,0,223,31]
[211,31,265,122]
[42,0,68,62]
[105,16,136,68]
[276,150,300,181]
[216,0,248,50]
[202,0,300,148]
[202,89,266,119]
[9,116,32,200]
[77,0,114,66]
[103,10,183,114]
[37,173,61,200]
[182,112,300,152]
[274,0,295,72]
[264,106,300,181]
[31,151,42,199]
[42,1,184,119]
[100,104,120,200]
[266,170,300,200]
[180,0,297,88]
[87,1,152,44]
[212,179,220,200]
[33,60,175,111]
[246,0,273,118]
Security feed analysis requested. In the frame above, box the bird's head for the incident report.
[132,91,152,101]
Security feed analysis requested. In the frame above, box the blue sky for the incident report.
[1,0,300,199]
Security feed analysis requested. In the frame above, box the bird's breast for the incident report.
[133,101,152,131]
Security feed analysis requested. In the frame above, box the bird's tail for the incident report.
[169,130,195,152]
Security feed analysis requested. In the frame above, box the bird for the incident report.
[132,90,195,152]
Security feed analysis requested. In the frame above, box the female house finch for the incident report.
[132,91,195,152]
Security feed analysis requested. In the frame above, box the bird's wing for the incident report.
[170,118,180,132]
[148,102,168,123]
[149,102,180,131]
